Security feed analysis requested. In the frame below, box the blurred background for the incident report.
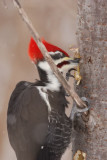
[0,0,77,159]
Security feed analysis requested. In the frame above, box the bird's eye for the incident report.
[61,71,63,74]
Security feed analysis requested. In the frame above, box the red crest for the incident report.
[28,37,69,62]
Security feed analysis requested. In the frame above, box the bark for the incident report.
[72,0,107,159]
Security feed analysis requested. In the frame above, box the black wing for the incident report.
[7,81,48,160]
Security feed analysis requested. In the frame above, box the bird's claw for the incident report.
[70,97,90,120]
[66,66,82,86]
[66,68,76,81]
[76,97,90,113]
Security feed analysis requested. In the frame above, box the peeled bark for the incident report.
[72,0,107,159]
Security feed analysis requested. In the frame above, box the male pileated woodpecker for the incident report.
[7,38,80,160]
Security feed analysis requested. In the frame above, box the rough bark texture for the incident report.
[72,0,107,159]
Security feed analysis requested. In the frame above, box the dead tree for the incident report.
[72,0,107,159]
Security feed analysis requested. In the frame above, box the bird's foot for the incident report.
[74,65,82,85]
[76,97,90,113]
[70,97,90,120]
[66,66,82,86]
[66,68,76,81]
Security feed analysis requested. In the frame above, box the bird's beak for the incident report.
[56,56,80,70]
[61,57,80,64]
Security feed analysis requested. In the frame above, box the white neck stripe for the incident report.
[38,61,61,91]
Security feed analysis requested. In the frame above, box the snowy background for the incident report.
[0,0,77,159]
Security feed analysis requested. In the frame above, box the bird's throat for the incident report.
[37,61,61,91]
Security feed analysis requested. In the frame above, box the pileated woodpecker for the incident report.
[7,38,80,160]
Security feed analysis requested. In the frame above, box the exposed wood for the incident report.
[73,150,86,160]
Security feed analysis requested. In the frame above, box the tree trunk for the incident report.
[72,0,107,159]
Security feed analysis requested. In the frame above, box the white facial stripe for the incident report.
[54,51,63,55]
[54,57,73,65]
[37,86,51,112]
[49,52,56,55]
[46,72,61,91]
[37,61,61,113]
[38,59,78,74]
[59,63,78,72]
[49,51,63,56]
[37,74,60,113]
[54,58,64,65]
[38,61,61,91]
[38,61,51,72]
